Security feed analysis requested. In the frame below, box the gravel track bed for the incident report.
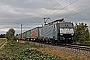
[32,42,90,58]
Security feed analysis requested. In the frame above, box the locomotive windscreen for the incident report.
[59,23,73,28]
[59,23,74,34]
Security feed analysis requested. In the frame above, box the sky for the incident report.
[0,0,90,34]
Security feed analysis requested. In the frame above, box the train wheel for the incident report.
[56,40,59,45]
[51,40,54,45]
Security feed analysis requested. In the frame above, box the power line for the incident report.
[33,0,68,25]
[44,0,67,17]
[69,7,90,17]
[0,0,74,27]
[48,0,78,17]
[30,0,78,27]
[22,24,28,28]
[64,3,90,18]
[1,0,89,32]
[23,0,64,25]
[34,0,79,26]
[49,0,63,9]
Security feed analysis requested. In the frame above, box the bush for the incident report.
[84,41,90,45]
[17,49,61,60]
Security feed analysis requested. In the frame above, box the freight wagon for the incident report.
[25,30,31,40]
[30,27,41,42]
[22,32,26,40]
[17,33,25,40]
[17,34,21,40]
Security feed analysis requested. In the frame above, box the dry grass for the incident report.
[0,38,6,40]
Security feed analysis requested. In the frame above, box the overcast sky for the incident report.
[0,0,90,34]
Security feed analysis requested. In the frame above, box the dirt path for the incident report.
[0,39,7,49]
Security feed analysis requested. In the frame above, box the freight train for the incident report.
[17,19,75,45]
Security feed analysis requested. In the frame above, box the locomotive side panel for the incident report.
[39,24,58,44]
[40,24,55,39]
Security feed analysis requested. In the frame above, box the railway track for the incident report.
[31,41,90,58]
[60,44,90,58]
[63,44,90,51]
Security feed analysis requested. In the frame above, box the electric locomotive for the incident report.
[39,19,75,44]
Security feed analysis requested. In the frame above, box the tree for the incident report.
[0,34,5,38]
[6,28,17,40]
[75,23,89,43]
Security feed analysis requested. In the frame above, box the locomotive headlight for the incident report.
[60,33,63,36]
[34,39,35,40]
[71,33,74,36]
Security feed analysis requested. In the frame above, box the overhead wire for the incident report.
[31,0,65,26]
[2,0,90,34]
[48,0,78,17]
[64,2,90,18]
[44,0,67,17]
[16,0,79,29]
[68,7,90,18]
[0,0,68,34]
[0,0,69,28]
[34,0,69,26]
[21,0,64,25]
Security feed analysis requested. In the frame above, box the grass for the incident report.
[84,41,90,45]
[0,40,62,60]
[0,39,6,43]
[0,40,4,43]
[0,40,90,60]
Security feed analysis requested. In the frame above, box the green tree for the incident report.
[75,23,89,43]
[6,28,17,40]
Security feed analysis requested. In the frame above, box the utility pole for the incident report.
[43,18,50,25]
[21,24,22,39]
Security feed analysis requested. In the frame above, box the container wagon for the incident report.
[17,34,21,40]
[30,27,41,42]
[25,30,31,40]
[21,32,26,40]
[39,19,75,44]
[17,33,25,40]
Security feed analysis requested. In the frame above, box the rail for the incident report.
[31,42,90,58]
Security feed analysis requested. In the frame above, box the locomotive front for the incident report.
[57,22,75,44]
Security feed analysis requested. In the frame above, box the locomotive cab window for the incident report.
[59,23,73,28]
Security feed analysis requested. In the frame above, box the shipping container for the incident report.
[21,32,25,40]
[30,27,41,41]
[17,34,21,40]
[25,30,31,40]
